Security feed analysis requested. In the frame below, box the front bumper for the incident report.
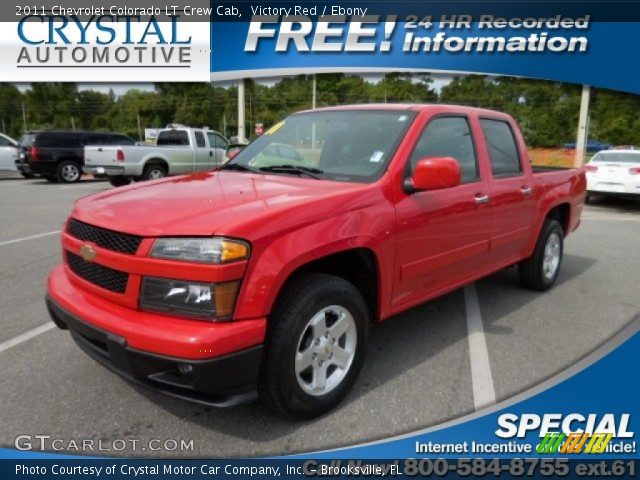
[47,262,267,407]
[47,296,263,406]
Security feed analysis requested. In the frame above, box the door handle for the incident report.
[209,151,213,157]
[474,194,490,204]
[520,186,533,196]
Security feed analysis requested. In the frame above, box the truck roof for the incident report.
[163,125,223,135]
[300,103,513,119]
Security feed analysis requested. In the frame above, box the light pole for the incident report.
[574,85,591,168]
[237,79,246,142]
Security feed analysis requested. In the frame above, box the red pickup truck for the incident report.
[46,104,586,419]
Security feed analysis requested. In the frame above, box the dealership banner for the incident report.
[0,0,639,478]
[210,6,640,94]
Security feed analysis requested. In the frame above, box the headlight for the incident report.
[150,237,250,263]
[140,277,240,320]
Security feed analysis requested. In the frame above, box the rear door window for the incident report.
[481,119,522,177]
[194,131,206,148]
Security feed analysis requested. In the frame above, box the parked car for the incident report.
[16,130,136,183]
[83,125,230,187]
[0,133,21,175]
[563,139,612,153]
[46,105,585,419]
[585,149,640,199]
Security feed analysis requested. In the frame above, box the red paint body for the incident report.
[47,104,586,360]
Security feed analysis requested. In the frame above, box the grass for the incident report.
[528,149,593,168]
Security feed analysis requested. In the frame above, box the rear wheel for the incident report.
[259,273,369,419]
[108,176,132,187]
[56,161,81,183]
[142,163,167,181]
[519,219,564,291]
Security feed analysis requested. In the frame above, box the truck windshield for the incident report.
[228,110,416,183]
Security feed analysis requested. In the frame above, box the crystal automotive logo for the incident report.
[16,15,192,68]
[496,413,634,454]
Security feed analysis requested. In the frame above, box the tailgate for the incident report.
[84,146,121,166]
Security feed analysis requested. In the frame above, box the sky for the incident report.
[13,73,454,96]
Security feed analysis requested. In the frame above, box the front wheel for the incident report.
[259,273,369,419]
[518,219,564,291]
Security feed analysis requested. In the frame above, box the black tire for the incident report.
[44,175,58,183]
[259,273,370,419]
[518,219,564,291]
[108,176,132,187]
[142,163,167,181]
[56,160,82,183]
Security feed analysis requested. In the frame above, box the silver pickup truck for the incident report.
[84,125,229,186]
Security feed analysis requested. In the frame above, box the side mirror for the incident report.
[404,157,461,194]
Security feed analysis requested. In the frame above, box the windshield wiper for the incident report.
[259,164,324,179]
[219,163,261,174]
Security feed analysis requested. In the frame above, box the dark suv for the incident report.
[16,130,136,183]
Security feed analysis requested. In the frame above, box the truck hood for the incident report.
[72,171,372,238]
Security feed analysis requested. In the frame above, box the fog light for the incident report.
[178,363,193,375]
[140,277,240,320]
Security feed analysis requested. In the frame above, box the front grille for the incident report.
[67,251,128,294]
[67,219,142,255]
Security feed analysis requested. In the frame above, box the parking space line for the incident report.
[464,283,496,410]
[0,323,55,354]
[0,230,61,247]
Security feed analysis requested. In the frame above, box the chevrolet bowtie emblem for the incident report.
[80,244,97,263]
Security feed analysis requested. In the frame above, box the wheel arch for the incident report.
[544,202,571,235]
[279,248,381,323]
[237,243,384,324]
[142,157,169,174]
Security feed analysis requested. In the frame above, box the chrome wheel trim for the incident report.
[295,305,357,397]
[542,232,561,280]
[61,164,80,182]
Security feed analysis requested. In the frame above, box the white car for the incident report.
[586,150,640,199]
[0,133,20,174]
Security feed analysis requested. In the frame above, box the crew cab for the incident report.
[46,105,586,419]
[83,125,230,187]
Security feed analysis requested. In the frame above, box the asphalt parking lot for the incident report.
[0,177,638,457]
